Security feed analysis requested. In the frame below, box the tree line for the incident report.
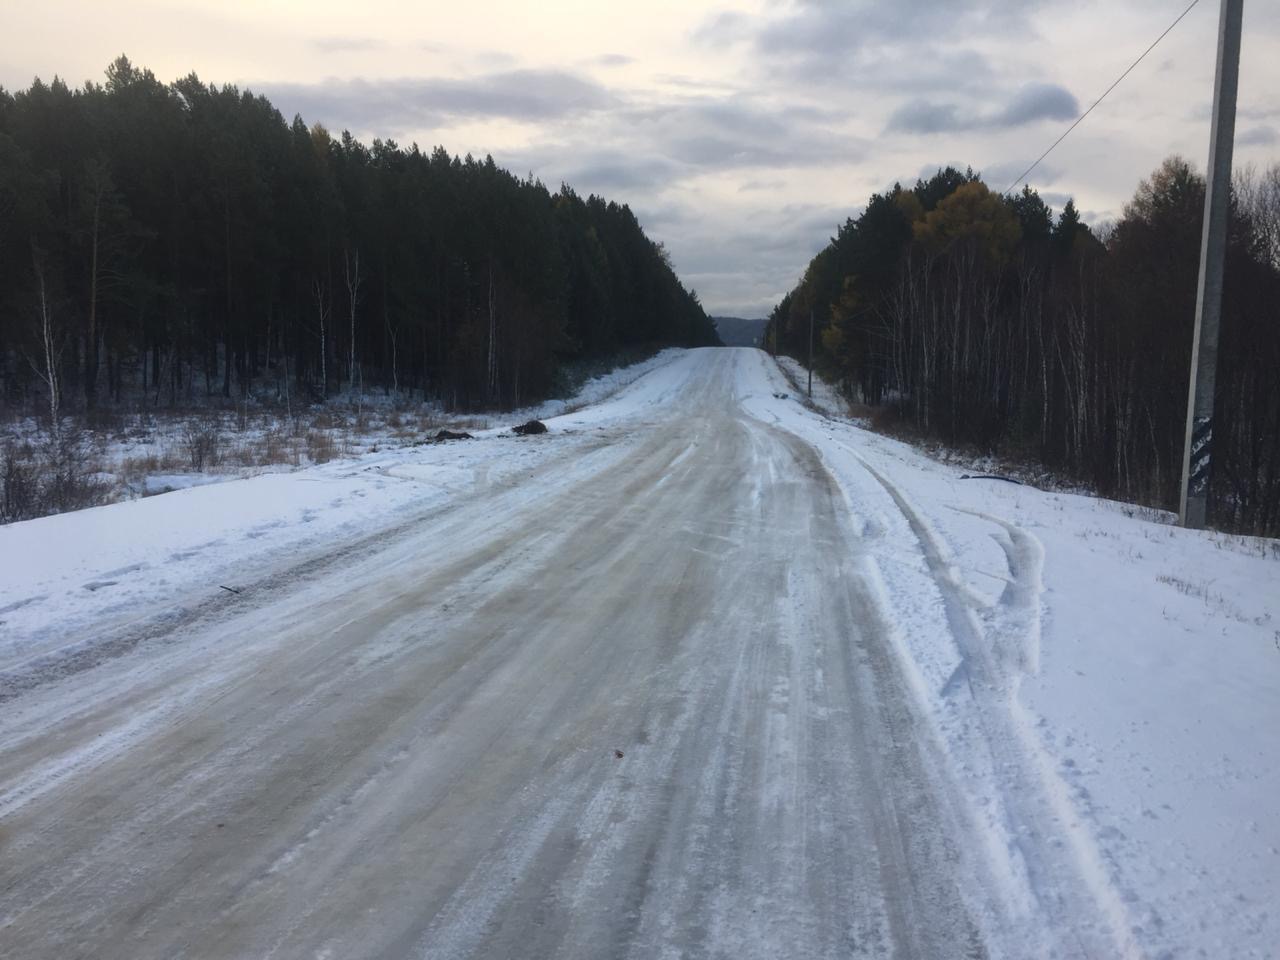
[765,160,1280,536]
[0,56,718,419]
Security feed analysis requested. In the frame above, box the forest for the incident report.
[765,160,1280,536]
[0,56,719,420]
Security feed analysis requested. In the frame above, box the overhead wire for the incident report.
[1003,0,1203,195]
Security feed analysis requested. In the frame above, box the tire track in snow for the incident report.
[754,350,1141,955]
[846,447,1142,959]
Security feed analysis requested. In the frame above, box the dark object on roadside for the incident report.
[434,429,474,442]
[614,749,624,759]
[959,474,1024,485]
[219,585,242,595]
[773,392,789,400]
[512,420,548,436]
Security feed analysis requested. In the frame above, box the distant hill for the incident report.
[712,316,768,348]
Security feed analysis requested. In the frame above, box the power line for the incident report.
[1004,0,1203,195]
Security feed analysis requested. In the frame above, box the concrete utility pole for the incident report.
[807,307,814,400]
[1179,0,1244,529]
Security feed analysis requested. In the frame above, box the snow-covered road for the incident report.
[1,348,1276,959]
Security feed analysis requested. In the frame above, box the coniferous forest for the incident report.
[3,59,1278,536]
[766,162,1280,536]
[0,57,719,418]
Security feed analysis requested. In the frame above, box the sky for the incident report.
[3,0,1278,318]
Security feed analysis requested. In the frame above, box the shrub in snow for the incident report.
[182,420,222,472]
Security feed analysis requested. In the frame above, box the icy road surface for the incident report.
[1,348,1276,959]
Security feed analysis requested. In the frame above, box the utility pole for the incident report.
[807,307,815,400]
[1179,0,1243,529]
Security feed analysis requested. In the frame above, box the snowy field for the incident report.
[0,350,678,511]
[1,347,1276,958]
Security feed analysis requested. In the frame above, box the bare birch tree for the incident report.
[313,277,330,399]
[28,245,64,432]
[487,258,499,404]
[344,247,362,394]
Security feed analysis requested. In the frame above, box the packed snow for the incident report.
[1,346,1276,958]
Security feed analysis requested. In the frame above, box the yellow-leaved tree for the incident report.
[913,181,1022,269]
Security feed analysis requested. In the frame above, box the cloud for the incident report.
[887,83,1077,134]
[696,0,1048,81]
[8,0,1280,322]
[915,161,970,179]
[551,151,681,194]
[505,123,857,200]
[260,69,616,133]
[632,201,697,229]
[649,74,744,96]
[270,3,1210,318]
[981,160,1062,192]
[1080,208,1116,229]
[1038,191,1075,210]
[497,93,861,192]
[862,47,996,96]
[691,11,753,48]
[592,53,634,68]
[1240,105,1280,122]
[619,96,859,171]
[474,50,519,70]
[491,88,871,317]
[994,82,1077,126]
[887,101,963,135]
[1238,125,1278,147]
[905,160,1063,194]
[767,0,1046,45]
[739,178,788,192]
[668,203,853,317]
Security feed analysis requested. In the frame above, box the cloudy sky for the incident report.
[3,0,1278,317]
